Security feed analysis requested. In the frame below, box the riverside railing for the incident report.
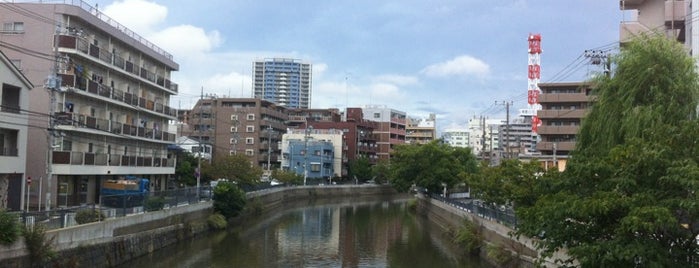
[15,186,213,231]
[429,194,518,228]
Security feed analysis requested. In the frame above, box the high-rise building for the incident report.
[1,2,179,209]
[253,58,312,109]
[361,105,406,160]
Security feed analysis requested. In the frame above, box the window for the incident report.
[245,149,255,156]
[310,163,320,172]
[247,113,255,120]
[2,22,24,33]
[246,125,254,132]
[230,126,238,132]
[373,113,380,119]
[245,137,254,144]
[230,138,237,144]
[230,114,238,121]
[229,150,236,155]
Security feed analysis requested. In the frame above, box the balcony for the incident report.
[536,141,576,152]
[537,109,588,119]
[536,125,580,135]
[56,34,178,93]
[54,112,176,143]
[620,21,650,43]
[59,73,177,118]
[52,151,174,168]
[538,93,591,103]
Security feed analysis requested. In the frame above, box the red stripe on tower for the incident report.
[527,33,542,133]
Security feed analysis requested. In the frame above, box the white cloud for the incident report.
[372,74,418,86]
[149,25,222,58]
[421,55,490,78]
[102,0,167,35]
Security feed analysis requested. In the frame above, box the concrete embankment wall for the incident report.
[0,202,212,267]
[417,195,543,267]
[0,185,397,267]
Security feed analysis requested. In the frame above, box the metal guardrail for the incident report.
[14,186,214,231]
[429,193,518,228]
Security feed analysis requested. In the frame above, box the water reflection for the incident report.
[120,196,491,268]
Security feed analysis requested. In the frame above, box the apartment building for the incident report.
[253,58,312,109]
[280,128,344,181]
[0,50,33,211]
[182,98,287,169]
[1,2,179,209]
[361,105,406,160]
[442,128,470,148]
[405,113,436,145]
[535,82,594,170]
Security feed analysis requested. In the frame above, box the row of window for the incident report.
[2,22,24,33]
[230,149,255,156]
[229,137,255,145]
[230,114,255,121]
[230,125,256,132]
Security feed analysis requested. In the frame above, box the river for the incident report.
[118,196,492,267]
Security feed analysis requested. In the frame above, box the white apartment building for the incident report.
[0,50,33,211]
[2,2,179,209]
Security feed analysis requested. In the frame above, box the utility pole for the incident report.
[303,126,312,185]
[480,116,486,160]
[45,24,62,211]
[267,124,272,173]
[197,87,202,196]
[496,101,513,158]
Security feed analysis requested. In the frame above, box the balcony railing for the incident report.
[54,112,177,143]
[0,147,18,156]
[52,151,174,168]
[59,73,177,118]
[56,34,178,93]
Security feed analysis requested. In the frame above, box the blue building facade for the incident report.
[253,58,312,109]
[283,139,334,181]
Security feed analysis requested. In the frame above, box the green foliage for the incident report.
[406,198,417,212]
[212,181,247,219]
[23,225,56,265]
[467,159,556,207]
[485,244,513,266]
[453,220,482,254]
[207,213,228,230]
[0,210,20,246]
[348,156,372,181]
[271,169,303,185]
[175,152,198,186]
[371,159,391,184]
[516,34,699,267]
[203,154,263,187]
[74,209,105,224]
[389,141,478,193]
[144,196,165,212]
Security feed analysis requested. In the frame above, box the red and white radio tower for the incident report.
[527,33,542,133]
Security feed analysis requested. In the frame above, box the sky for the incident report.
[89,0,623,133]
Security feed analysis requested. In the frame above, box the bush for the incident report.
[212,182,247,219]
[207,213,227,230]
[0,210,20,246]
[23,225,56,266]
[406,199,417,212]
[486,244,513,266]
[454,220,482,255]
[74,209,105,224]
[144,196,165,211]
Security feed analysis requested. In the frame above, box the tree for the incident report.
[175,152,197,186]
[371,159,391,184]
[466,159,554,208]
[348,156,372,182]
[212,181,247,219]
[271,169,303,185]
[516,34,699,267]
[389,140,478,193]
[0,210,20,246]
[202,154,263,187]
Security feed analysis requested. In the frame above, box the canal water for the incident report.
[119,196,492,267]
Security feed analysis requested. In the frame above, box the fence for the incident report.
[14,186,213,231]
[429,193,518,228]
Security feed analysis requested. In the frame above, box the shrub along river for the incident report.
[118,195,493,267]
